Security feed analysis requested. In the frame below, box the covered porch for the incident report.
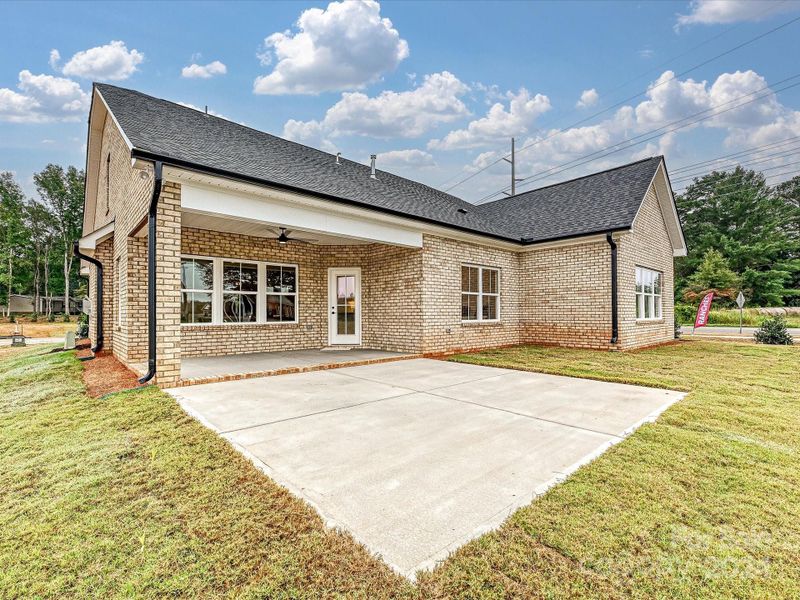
[132,173,429,387]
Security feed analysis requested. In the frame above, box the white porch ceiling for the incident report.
[181,210,371,246]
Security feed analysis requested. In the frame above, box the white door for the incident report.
[328,267,361,345]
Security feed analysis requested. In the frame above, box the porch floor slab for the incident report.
[180,348,412,383]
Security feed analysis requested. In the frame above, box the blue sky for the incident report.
[3,0,800,202]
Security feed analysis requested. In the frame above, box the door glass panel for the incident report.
[335,275,356,336]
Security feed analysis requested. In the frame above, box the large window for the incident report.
[635,266,662,320]
[181,258,213,323]
[461,265,499,322]
[180,256,297,325]
[266,265,297,322]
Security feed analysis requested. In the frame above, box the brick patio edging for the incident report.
[172,353,425,387]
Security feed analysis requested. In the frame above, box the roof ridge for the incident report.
[479,155,663,207]
[94,83,472,207]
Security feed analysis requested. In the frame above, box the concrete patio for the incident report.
[168,358,684,578]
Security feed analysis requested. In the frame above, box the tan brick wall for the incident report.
[420,235,522,353]
[179,228,424,357]
[520,240,614,350]
[88,237,114,349]
[617,186,675,349]
[87,116,152,366]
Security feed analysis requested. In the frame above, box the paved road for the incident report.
[680,325,800,337]
[0,336,64,347]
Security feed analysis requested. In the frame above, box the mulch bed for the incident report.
[77,342,144,397]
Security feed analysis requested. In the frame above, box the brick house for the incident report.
[77,84,686,387]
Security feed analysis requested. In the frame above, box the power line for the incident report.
[672,158,800,185]
[673,168,800,196]
[441,13,800,194]
[482,75,800,201]
[473,76,800,204]
[669,135,800,173]
[671,146,800,180]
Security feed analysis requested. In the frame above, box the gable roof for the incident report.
[478,157,664,243]
[93,83,676,246]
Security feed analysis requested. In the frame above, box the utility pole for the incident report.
[502,137,523,196]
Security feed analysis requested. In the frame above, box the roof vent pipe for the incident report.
[336,152,341,165]
[370,154,377,179]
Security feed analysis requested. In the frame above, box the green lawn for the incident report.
[1,340,799,598]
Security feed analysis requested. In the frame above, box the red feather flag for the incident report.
[694,292,714,330]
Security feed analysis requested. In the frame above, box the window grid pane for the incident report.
[635,267,663,320]
[461,266,499,321]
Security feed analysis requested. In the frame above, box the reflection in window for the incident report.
[180,258,213,323]
[222,261,258,323]
[266,265,298,322]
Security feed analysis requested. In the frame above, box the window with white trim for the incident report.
[266,265,297,322]
[181,258,213,323]
[635,266,662,320]
[180,256,298,325]
[461,265,499,321]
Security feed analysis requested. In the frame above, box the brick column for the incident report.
[154,182,182,387]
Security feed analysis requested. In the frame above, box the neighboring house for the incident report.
[0,294,80,315]
[76,84,686,387]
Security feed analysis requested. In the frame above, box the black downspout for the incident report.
[73,241,104,354]
[138,161,163,384]
[606,233,618,345]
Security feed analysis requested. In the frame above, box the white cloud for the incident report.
[41,139,55,144]
[638,48,655,60]
[254,0,409,95]
[282,71,470,145]
[181,60,227,79]
[676,0,800,28]
[0,70,89,123]
[428,87,551,150]
[378,149,436,169]
[452,68,800,200]
[576,88,599,109]
[48,49,60,70]
[60,41,144,81]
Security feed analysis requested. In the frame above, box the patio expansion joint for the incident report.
[217,388,420,435]
[334,368,626,439]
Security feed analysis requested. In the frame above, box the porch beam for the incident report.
[180,184,423,248]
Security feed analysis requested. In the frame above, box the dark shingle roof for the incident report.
[478,156,663,242]
[95,83,664,244]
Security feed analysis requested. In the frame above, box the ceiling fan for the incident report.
[268,227,319,246]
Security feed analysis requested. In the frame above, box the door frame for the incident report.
[327,267,362,345]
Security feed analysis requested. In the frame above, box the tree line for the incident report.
[676,167,800,308]
[0,166,84,319]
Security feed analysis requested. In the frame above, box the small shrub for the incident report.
[30,312,39,322]
[47,313,55,322]
[8,313,16,323]
[674,304,694,325]
[754,315,794,345]
[62,313,71,323]
[674,321,682,339]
